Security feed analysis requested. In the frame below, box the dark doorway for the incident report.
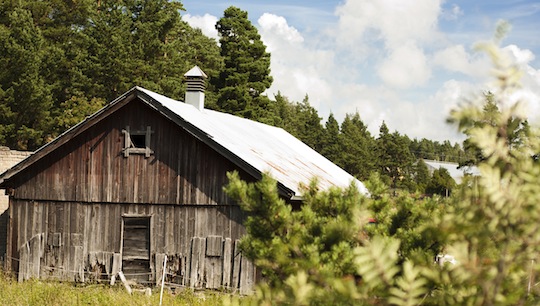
[122,217,151,284]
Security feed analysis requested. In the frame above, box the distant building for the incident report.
[0,147,31,262]
[423,159,480,184]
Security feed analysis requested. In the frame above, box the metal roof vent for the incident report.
[184,66,208,111]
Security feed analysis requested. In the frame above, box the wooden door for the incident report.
[122,217,151,284]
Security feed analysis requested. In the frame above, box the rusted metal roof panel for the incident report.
[139,87,368,197]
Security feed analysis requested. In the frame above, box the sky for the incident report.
[180,0,540,143]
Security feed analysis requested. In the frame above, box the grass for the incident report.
[0,271,230,306]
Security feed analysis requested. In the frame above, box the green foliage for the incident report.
[425,168,456,196]
[226,23,540,305]
[0,0,222,150]
[376,122,416,191]
[414,160,431,193]
[338,112,376,180]
[225,171,367,287]
[225,171,446,305]
[433,25,540,304]
[214,6,273,121]
[272,94,325,151]
[0,6,53,149]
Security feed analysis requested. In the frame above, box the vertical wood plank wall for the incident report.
[3,98,264,292]
[8,200,255,292]
[9,99,254,206]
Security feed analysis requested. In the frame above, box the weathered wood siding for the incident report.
[8,199,254,291]
[4,98,264,291]
[9,99,250,205]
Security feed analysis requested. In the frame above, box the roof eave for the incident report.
[0,88,140,187]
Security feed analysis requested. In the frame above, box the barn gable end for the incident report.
[1,95,257,291]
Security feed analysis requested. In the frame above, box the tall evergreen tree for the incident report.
[289,95,324,151]
[0,7,53,150]
[214,6,273,120]
[376,122,415,192]
[321,113,342,164]
[339,113,375,180]
[0,0,224,150]
[414,159,431,193]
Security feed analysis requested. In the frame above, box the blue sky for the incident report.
[181,0,540,143]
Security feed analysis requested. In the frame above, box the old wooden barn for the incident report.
[0,67,367,293]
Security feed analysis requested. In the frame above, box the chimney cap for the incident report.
[184,66,207,79]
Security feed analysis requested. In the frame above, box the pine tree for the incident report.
[0,7,53,150]
[425,167,455,196]
[321,113,342,164]
[339,113,376,180]
[414,159,431,193]
[376,122,415,192]
[214,6,273,120]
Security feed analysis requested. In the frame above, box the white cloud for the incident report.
[432,45,490,78]
[255,8,484,142]
[504,44,535,65]
[258,13,304,47]
[334,0,442,49]
[377,42,431,88]
[182,13,219,40]
[258,13,335,110]
[502,45,540,122]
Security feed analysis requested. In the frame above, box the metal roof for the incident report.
[423,159,480,184]
[138,87,368,197]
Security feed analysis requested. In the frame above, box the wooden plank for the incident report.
[222,238,232,288]
[232,240,241,289]
[155,253,166,287]
[166,207,174,253]
[239,256,254,295]
[21,200,28,256]
[156,205,165,253]
[31,201,39,239]
[6,200,14,272]
[18,242,28,282]
[198,237,206,288]
[205,256,222,289]
[110,253,122,285]
[82,204,91,265]
[71,245,84,282]
[206,235,223,257]
[173,207,181,255]
[188,237,200,288]
[63,202,71,254]
[194,208,206,238]
[30,235,41,279]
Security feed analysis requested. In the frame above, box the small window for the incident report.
[130,134,146,148]
[122,126,154,157]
